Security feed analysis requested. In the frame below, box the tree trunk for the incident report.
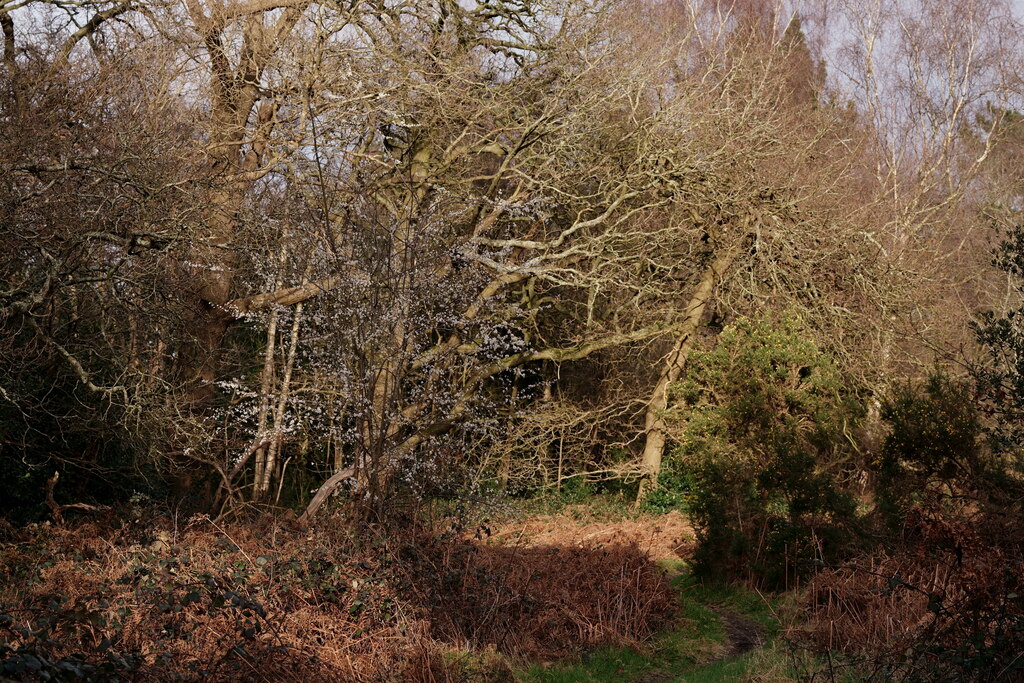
[637,244,742,497]
[256,295,304,498]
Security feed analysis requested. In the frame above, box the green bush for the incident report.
[661,316,861,587]
[642,469,693,514]
[876,373,983,526]
[973,224,1024,462]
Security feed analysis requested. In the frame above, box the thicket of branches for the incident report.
[1,0,1022,532]
[7,2,1024,680]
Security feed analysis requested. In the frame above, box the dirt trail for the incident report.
[710,606,765,657]
[636,607,766,682]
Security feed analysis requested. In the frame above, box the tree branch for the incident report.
[224,274,346,316]
[59,1,133,61]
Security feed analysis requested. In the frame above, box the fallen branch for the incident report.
[45,472,111,524]
[295,467,354,527]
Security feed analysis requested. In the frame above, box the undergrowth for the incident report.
[798,500,1024,682]
[0,508,677,682]
[519,560,809,683]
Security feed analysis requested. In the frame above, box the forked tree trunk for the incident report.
[255,298,303,499]
[253,243,289,492]
[179,4,299,398]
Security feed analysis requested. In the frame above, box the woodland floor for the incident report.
[0,499,811,682]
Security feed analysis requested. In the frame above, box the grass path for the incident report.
[513,547,795,683]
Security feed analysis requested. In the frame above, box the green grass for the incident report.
[674,570,782,638]
[683,654,752,682]
[520,488,641,521]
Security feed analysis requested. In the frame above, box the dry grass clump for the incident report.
[796,503,1024,680]
[0,510,678,681]
[401,533,677,660]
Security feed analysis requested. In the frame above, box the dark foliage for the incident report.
[973,224,1024,458]
[657,317,862,588]
[875,374,984,527]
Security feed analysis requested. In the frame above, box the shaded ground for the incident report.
[0,502,805,682]
[505,509,797,683]
[710,607,766,658]
[0,508,681,682]
[518,572,789,683]
[402,534,677,661]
